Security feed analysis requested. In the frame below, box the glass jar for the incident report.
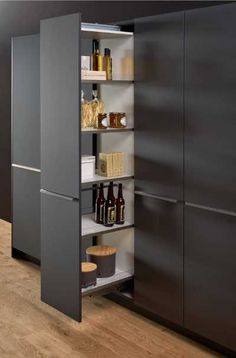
[117,112,127,128]
[109,112,117,128]
[96,113,108,129]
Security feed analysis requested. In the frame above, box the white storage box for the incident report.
[81,155,95,180]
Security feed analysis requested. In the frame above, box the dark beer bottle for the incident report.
[95,183,105,224]
[115,183,125,224]
[104,182,115,227]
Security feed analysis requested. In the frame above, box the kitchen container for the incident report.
[86,245,117,278]
[81,155,95,180]
[81,262,97,288]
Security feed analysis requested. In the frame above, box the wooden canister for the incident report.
[86,245,117,278]
[81,262,97,288]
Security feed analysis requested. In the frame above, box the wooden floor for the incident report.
[0,220,219,358]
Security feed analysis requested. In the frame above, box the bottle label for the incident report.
[99,204,104,222]
[101,117,108,128]
[118,205,125,222]
[95,204,104,223]
[120,116,127,127]
[107,206,115,224]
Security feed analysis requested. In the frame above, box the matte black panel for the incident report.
[12,34,40,169]
[12,167,40,260]
[134,12,184,200]
[40,13,80,198]
[134,194,183,325]
[41,192,81,321]
[184,205,236,351]
[185,3,236,212]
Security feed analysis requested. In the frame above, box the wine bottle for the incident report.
[104,182,116,227]
[91,40,103,71]
[95,183,105,224]
[103,48,112,80]
[115,183,125,224]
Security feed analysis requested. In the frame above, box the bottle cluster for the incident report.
[91,40,112,80]
[95,182,125,227]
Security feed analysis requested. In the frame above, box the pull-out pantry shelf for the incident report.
[82,269,133,296]
[82,213,133,238]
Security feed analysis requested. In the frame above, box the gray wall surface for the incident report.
[0,1,221,221]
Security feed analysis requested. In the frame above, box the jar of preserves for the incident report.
[109,112,117,128]
[117,112,127,128]
[96,113,108,129]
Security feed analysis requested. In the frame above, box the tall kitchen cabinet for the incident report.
[40,14,135,321]
[12,3,236,354]
[134,12,184,325]
[184,3,236,352]
[11,34,40,261]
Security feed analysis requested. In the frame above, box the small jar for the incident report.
[109,112,117,128]
[117,113,127,128]
[96,113,108,129]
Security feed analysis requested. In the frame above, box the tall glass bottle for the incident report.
[103,48,112,80]
[115,183,125,224]
[104,182,116,227]
[91,40,103,71]
[95,183,105,224]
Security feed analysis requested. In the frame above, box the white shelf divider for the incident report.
[82,173,134,186]
[81,28,133,40]
[82,269,133,296]
[81,127,134,134]
[82,213,133,238]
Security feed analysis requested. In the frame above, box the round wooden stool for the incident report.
[81,262,97,288]
[86,245,117,278]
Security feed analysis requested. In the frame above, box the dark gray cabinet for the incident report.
[40,13,81,198]
[11,34,40,260]
[185,3,236,212]
[41,191,81,321]
[12,167,40,260]
[134,193,183,325]
[40,13,81,321]
[134,11,184,327]
[184,205,236,352]
[12,34,40,169]
[134,12,184,201]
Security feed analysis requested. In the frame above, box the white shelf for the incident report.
[81,79,133,84]
[82,269,133,296]
[82,173,134,186]
[82,213,133,238]
[81,127,134,134]
[81,28,133,40]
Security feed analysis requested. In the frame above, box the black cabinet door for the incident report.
[185,3,236,212]
[184,205,236,351]
[12,34,40,169]
[41,191,81,321]
[12,167,40,260]
[40,13,81,198]
[134,12,184,201]
[134,193,183,325]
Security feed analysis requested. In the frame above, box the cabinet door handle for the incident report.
[12,163,41,173]
[185,202,236,217]
[40,189,78,202]
[135,191,178,204]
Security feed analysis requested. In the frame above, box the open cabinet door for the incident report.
[40,14,81,321]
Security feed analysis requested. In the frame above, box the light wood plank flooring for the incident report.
[0,219,220,358]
